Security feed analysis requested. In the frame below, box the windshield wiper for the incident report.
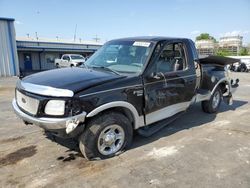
[90,66,120,75]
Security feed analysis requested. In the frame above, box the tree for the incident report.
[216,49,232,56]
[239,48,249,56]
[196,33,216,42]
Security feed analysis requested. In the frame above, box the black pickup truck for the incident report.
[12,37,239,160]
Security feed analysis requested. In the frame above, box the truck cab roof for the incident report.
[109,36,189,43]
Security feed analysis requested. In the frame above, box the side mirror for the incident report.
[148,72,162,80]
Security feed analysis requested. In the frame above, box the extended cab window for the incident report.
[62,55,70,61]
[155,43,187,73]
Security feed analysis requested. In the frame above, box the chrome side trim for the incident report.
[86,101,145,129]
[145,101,191,125]
[192,77,234,103]
[12,99,86,130]
[211,78,231,96]
[79,84,143,98]
[17,80,74,97]
[193,93,211,103]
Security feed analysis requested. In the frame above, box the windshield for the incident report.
[84,40,153,74]
[71,55,84,60]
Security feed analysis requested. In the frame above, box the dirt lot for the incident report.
[0,73,249,188]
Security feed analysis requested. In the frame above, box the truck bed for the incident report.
[199,56,239,66]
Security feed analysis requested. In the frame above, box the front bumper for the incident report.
[12,99,86,131]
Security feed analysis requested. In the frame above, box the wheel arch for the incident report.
[211,78,231,96]
[86,101,145,129]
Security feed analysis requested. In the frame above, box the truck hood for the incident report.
[21,67,123,94]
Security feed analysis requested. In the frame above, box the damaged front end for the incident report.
[12,80,87,138]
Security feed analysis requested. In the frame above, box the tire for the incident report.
[70,64,74,67]
[79,112,133,160]
[56,63,59,68]
[202,87,222,113]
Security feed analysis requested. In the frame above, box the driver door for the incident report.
[62,55,70,67]
[143,41,196,125]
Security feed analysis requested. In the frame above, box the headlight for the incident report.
[45,100,65,115]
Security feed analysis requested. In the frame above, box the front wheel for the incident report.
[79,112,133,160]
[202,87,222,113]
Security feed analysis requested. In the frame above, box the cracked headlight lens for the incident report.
[45,100,65,115]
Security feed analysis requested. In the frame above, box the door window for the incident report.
[155,43,187,73]
[62,55,70,61]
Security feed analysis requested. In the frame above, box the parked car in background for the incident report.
[55,54,85,68]
[229,62,249,72]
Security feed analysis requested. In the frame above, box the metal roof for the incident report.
[0,17,15,21]
[16,37,103,46]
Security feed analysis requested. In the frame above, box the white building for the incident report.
[195,39,216,56]
[219,35,243,55]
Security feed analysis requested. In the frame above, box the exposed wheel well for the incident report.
[218,81,229,95]
[86,107,135,129]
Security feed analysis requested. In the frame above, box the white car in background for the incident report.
[55,54,85,68]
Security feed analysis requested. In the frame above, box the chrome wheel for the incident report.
[212,91,220,109]
[97,124,125,156]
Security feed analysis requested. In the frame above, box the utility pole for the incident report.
[74,24,77,42]
[93,34,100,42]
[35,32,38,40]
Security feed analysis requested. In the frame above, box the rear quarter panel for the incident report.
[200,64,227,91]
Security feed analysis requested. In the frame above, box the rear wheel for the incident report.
[79,112,133,160]
[56,63,59,68]
[202,87,222,113]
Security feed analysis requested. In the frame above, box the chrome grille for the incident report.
[16,90,39,115]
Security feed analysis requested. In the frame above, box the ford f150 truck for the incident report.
[55,54,85,68]
[12,37,239,160]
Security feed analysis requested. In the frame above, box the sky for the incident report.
[0,0,250,44]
